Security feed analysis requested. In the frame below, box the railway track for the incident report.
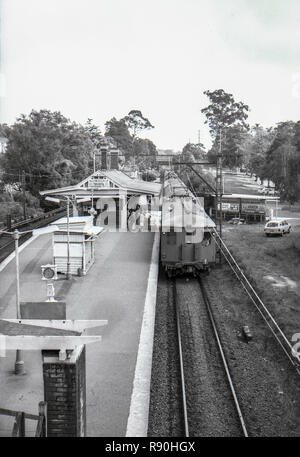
[197,278,248,437]
[212,228,300,376]
[0,208,67,263]
[171,276,248,437]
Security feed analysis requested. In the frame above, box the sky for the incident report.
[1,0,300,151]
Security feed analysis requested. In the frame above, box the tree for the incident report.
[221,125,250,168]
[201,89,250,168]
[85,118,102,147]
[106,111,155,163]
[133,138,157,167]
[105,117,132,158]
[1,109,95,197]
[141,170,158,182]
[263,122,300,202]
[239,124,274,180]
[201,89,249,136]
[182,142,206,161]
[122,110,154,139]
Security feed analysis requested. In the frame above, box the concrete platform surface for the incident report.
[0,230,155,436]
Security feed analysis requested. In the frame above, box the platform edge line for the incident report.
[125,231,160,437]
[0,235,39,273]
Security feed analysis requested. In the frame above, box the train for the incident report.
[160,172,216,277]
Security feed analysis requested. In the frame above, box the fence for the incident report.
[0,401,47,437]
[0,206,69,263]
[4,206,67,232]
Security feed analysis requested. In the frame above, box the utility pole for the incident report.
[216,129,223,259]
[22,170,26,220]
[66,197,71,280]
[198,129,201,145]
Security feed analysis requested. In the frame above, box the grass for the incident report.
[222,222,300,339]
[281,204,300,213]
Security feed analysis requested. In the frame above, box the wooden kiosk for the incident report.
[51,216,103,276]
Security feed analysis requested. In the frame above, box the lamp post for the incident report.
[66,196,71,280]
[0,225,59,375]
[216,128,223,238]
[46,196,72,280]
[13,229,25,375]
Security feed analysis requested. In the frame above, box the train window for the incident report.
[202,232,211,246]
[185,229,196,235]
[185,228,196,244]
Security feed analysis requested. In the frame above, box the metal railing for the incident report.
[2,206,67,233]
[212,228,300,375]
[0,206,68,263]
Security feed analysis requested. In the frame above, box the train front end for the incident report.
[160,178,216,277]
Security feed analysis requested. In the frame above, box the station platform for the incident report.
[0,229,159,436]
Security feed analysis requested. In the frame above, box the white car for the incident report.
[265,188,276,196]
[264,219,291,236]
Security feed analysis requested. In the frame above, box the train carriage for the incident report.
[160,173,216,276]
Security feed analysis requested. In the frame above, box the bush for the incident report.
[0,201,23,222]
[281,204,300,213]
[141,170,158,182]
[0,190,43,224]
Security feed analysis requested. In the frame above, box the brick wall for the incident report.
[42,346,86,437]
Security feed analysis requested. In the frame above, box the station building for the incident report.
[40,169,161,229]
[213,194,279,222]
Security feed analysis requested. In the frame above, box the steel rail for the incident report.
[212,229,300,375]
[172,279,189,437]
[0,238,15,252]
[0,231,30,255]
[0,208,68,259]
[198,278,249,437]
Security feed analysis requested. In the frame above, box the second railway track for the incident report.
[0,207,68,263]
[172,276,248,437]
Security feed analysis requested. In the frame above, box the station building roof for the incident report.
[40,170,161,199]
[51,216,103,236]
[221,193,279,201]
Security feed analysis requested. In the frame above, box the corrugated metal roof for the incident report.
[53,216,93,225]
[101,170,161,194]
[51,216,103,235]
[40,170,161,197]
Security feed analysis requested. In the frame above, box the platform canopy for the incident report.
[40,170,161,200]
[222,193,279,201]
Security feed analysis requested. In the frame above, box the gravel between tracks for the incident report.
[149,265,300,437]
[148,269,183,436]
[176,276,242,437]
[202,266,300,437]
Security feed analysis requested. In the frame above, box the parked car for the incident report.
[265,188,275,195]
[229,218,246,225]
[264,219,291,236]
[258,187,266,194]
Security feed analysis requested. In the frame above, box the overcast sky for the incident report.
[1,0,300,150]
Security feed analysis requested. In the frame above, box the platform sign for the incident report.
[218,202,240,212]
[20,302,66,319]
[218,202,230,211]
[241,202,265,214]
